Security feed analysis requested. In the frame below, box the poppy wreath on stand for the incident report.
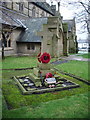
[37,52,51,63]
[40,52,51,63]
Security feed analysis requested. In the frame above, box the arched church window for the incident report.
[8,39,11,47]
[2,2,7,7]
[2,31,11,48]
[19,2,24,12]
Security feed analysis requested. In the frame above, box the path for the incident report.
[51,60,68,65]
[51,53,90,65]
[59,54,90,61]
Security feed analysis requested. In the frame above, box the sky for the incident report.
[46,0,88,40]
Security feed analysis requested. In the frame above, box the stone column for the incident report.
[37,26,53,56]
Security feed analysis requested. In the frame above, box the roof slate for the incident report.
[0,6,28,27]
[17,18,48,43]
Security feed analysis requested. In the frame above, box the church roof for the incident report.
[32,2,54,15]
[17,18,48,43]
[0,4,28,28]
[0,10,21,27]
[0,1,54,28]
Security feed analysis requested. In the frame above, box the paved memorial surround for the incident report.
[14,75,80,94]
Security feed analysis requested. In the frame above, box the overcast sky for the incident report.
[46,0,88,40]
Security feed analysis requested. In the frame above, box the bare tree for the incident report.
[54,0,90,51]
[69,0,89,33]
[55,0,89,32]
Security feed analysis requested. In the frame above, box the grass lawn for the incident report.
[2,56,57,69]
[2,56,37,69]
[77,53,90,58]
[56,60,89,81]
[3,92,89,118]
[2,69,90,118]
[1,56,90,118]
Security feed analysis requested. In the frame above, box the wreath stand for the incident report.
[29,52,58,87]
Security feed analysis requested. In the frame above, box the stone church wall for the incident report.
[17,42,41,56]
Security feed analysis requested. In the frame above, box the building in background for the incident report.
[78,39,89,52]
[0,1,56,56]
[0,0,77,57]
[63,18,78,53]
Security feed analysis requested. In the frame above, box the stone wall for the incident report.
[5,2,52,18]
[63,18,77,54]
[17,42,41,56]
[63,23,68,56]
[12,29,22,54]
[68,19,77,53]
[68,32,76,53]
[4,47,14,56]
[1,28,22,56]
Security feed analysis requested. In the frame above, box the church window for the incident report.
[2,2,7,7]
[32,6,36,17]
[27,44,35,50]
[19,3,24,12]
[2,31,12,48]
[41,11,44,17]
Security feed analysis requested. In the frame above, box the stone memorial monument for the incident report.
[30,52,58,87]
[14,53,79,94]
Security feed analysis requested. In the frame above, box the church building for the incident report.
[0,0,77,57]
